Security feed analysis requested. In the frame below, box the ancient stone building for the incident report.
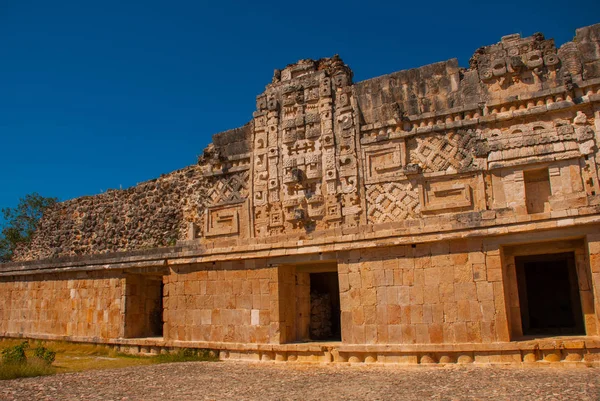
[2,23,600,365]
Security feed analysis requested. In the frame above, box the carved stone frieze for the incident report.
[10,23,600,262]
[207,170,249,206]
[250,56,360,235]
[470,32,561,97]
[408,131,478,173]
[365,181,420,224]
[483,119,591,168]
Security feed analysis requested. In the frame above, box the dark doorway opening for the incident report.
[309,272,341,341]
[124,274,164,338]
[516,253,585,336]
[148,281,164,337]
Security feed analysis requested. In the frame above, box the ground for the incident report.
[1,361,599,401]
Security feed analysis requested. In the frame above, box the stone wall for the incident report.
[338,241,507,345]
[163,260,278,344]
[0,271,125,339]
[354,59,465,124]
[12,166,206,261]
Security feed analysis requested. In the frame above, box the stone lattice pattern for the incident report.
[409,132,476,173]
[207,171,249,206]
[366,182,420,224]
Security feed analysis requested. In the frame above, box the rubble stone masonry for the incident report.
[2,23,600,365]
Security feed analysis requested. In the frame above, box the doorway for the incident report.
[124,274,164,338]
[281,263,342,343]
[309,272,341,341]
[515,252,585,336]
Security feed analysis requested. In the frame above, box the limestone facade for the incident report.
[2,24,600,365]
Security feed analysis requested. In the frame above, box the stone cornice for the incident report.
[2,203,599,276]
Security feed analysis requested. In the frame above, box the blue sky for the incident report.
[1,0,598,214]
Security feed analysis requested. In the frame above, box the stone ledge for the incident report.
[2,333,599,366]
[0,259,168,276]
[2,211,600,276]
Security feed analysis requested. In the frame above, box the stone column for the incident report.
[586,233,600,335]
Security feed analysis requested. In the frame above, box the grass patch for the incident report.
[53,353,154,373]
[0,341,56,380]
[0,358,55,380]
[0,339,115,357]
[0,340,218,380]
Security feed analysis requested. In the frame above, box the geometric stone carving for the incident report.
[207,171,249,206]
[484,121,585,167]
[409,132,476,173]
[365,181,420,224]
[251,56,357,235]
[419,182,473,214]
[204,205,239,237]
[363,139,406,184]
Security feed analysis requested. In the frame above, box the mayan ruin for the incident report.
[2,22,600,367]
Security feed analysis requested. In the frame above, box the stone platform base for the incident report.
[213,338,600,366]
[2,333,599,367]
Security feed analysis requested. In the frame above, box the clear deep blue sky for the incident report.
[1,0,599,214]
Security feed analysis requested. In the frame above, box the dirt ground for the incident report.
[1,361,599,401]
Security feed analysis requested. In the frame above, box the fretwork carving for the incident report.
[207,171,249,206]
[409,131,477,173]
[366,182,420,224]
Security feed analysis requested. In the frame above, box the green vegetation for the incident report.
[1,340,29,364]
[33,345,57,365]
[0,340,218,380]
[0,192,58,262]
[0,341,56,380]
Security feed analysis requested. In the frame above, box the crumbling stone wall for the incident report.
[12,123,252,262]
[12,165,207,261]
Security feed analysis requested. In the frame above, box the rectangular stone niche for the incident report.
[204,205,240,237]
[524,168,551,214]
